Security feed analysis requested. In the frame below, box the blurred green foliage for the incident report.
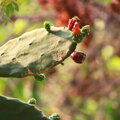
[0,0,120,120]
[0,0,19,24]
[94,0,112,4]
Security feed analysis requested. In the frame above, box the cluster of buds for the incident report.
[72,24,90,43]
[68,16,80,30]
[68,16,90,64]
[68,16,81,36]
[68,16,90,43]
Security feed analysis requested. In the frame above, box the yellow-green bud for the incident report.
[43,21,51,32]
[82,25,90,32]
[28,98,36,104]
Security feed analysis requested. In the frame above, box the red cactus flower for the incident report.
[68,16,80,30]
[72,22,80,35]
[70,51,86,64]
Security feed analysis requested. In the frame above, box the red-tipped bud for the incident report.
[72,22,81,35]
[68,19,75,30]
[68,16,80,30]
[70,51,86,64]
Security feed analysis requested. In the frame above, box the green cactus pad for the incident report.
[0,96,49,120]
[0,26,76,77]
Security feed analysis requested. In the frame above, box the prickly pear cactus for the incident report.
[0,17,90,120]
[0,96,50,120]
[0,26,76,78]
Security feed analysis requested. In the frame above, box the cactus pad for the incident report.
[0,96,50,120]
[0,26,76,77]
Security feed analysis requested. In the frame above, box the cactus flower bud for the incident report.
[49,113,60,120]
[82,25,90,32]
[44,21,51,32]
[68,19,75,30]
[68,16,80,30]
[70,51,86,64]
[72,22,81,35]
[34,74,46,81]
[28,98,36,104]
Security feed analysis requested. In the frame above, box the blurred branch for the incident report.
[91,1,120,23]
[0,12,55,23]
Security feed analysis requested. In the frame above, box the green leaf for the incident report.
[0,2,5,6]
[0,1,7,6]
[1,12,10,24]
[0,0,12,6]
[12,1,19,11]
[5,4,14,17]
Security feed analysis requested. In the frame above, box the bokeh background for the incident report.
[0,0,120,120]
